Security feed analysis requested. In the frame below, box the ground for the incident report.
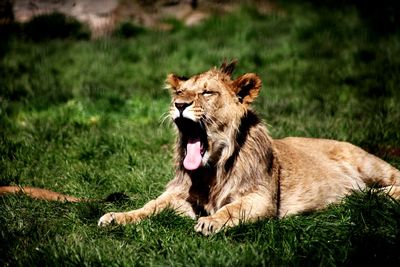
[10,0,276,37]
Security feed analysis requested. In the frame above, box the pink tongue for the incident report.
[183,139,202,170]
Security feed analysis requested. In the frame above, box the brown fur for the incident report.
[98,62,400,235]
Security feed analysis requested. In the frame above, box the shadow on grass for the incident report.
[272,0,400,152]
[1,12,90,41]
[282,0,400,35]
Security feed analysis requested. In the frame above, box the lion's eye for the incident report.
[202,91,215,98]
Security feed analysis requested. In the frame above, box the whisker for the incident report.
[159,111,172,125]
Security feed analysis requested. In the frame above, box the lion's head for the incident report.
[166,61,262,171]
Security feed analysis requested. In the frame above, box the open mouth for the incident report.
[174,117,208,171]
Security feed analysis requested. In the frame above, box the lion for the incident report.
[98,61,400,235]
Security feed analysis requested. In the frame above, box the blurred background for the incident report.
[3,0,276,38]
[1,0,399,37]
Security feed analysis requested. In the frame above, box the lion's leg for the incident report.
[350,146,400,190]
[98,191,195,226]
[346,145,400,199]
[194,192,276,235]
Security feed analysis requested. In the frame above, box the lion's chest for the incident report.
[187,180,216,215]
[186,168,226,215]
[187,173,235,215]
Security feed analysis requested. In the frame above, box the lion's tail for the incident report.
[0,186,86,202]
[0,186,130,203]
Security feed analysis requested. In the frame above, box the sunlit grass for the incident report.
[1,1,400,266]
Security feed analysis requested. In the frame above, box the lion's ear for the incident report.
[165,74,186,91]
[232,73,262,106]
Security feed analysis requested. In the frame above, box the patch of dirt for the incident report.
[10,0,277,38]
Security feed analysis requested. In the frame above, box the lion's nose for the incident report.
[175,101,193,116]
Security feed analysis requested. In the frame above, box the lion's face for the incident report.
[166,62,262,171]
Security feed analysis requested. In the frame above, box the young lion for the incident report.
[98,61,400,235]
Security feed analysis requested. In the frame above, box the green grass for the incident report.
[1,1,400,266]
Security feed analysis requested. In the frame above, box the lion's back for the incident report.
[273,137,367,217]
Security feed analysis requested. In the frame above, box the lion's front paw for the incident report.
[98,211,144,226]
[194,216,226,236]
[98,212,117,227]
